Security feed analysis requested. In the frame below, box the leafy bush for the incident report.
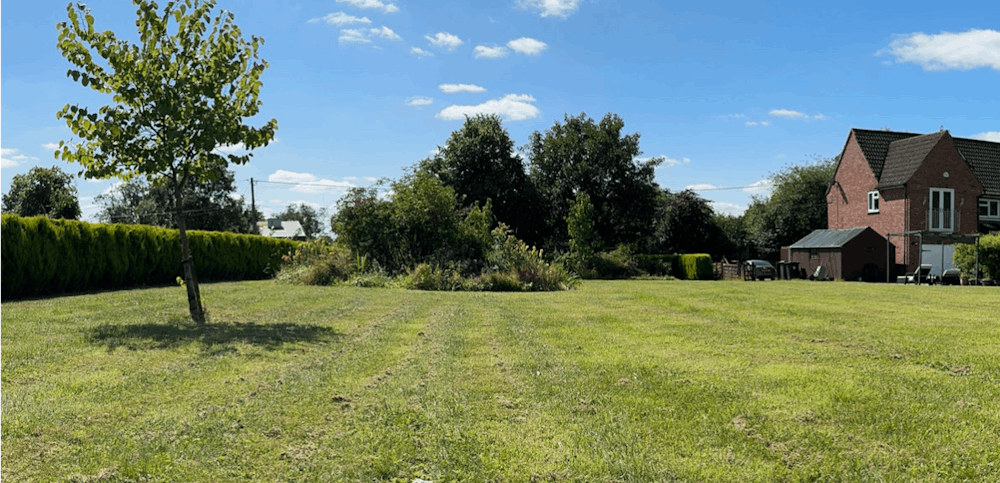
[587,245,642,279]
[636,254,679,277]
[486,224,578,291]
[404,263,467,291]
[1,214,296,300]
[678,254,714,280]
[954,234,1000,280]
[275,239,354,286]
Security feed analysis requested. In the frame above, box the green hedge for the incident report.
[636,254,679,277]
[954,233,1000,280]
[1,215,298,300]
[678,254,714,280]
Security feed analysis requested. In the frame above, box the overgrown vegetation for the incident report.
[3,280,998,482]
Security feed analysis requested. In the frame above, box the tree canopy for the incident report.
[97,168,257,232]
[744,157,837,257]
[55,0,277,323]
[420,114,542,244]
[647,189,721,255]
[526,113,662,250]
[2,166,82,220]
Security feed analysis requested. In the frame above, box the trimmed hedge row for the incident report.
[634,253,713,279]
[1,215,298,300]
[678,254,714,280]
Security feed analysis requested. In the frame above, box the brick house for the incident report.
[826,128,1000,277]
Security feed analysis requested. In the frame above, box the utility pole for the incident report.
[250,177,258,234]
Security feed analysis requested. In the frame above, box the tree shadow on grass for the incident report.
[84,317,342,352]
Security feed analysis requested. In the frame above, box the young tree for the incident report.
[526,113,662,250]
[566,191,597,267]
[55,1,277,323]
[2,166,82,219]
[275,203,327,239]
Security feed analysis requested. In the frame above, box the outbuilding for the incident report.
[788,227,893,281]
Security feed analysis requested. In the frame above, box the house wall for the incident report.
[828,133,907,260]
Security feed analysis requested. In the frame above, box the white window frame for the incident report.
[867,191,879,213]
[929,188,955,232]
[981,199,1000,220]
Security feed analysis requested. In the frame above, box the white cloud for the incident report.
[518,0,581,18]
[411,46,434,57]
[213,142,245,153]
[439,83,487,94]
[406,96,434,107]
[644,155,690,169]
[743,179,772,195]
[42,142,60,151]
[710,201,747,216]
[336,0,399,14]
[685,183,719,191]
[0,148,38,167]
[882,29,1000,71]
[717,113,747,120]
[308,12,372,26]
[436,94,540,122]
[426,32,463,51]
[745,121,769,127]
[813,114,828,120]
[971,131,1000,142]
[339,29,371,44]
[268,170,356,194]
[507,37,547,56]
[428,147,440,156]
[370,25,401,41]
[769,109,808,119]
[474,45,509,59]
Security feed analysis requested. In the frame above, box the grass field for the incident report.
[2,280,999,482]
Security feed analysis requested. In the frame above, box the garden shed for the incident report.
[788,227,892,281]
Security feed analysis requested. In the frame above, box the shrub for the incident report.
[588,245,642,279]
[678,253,714,280]
[275,239,353,286]
[404,263,467,291]
[954,234,1000,280]
[636,254,678,277]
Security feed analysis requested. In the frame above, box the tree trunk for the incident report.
[174,184,205,324]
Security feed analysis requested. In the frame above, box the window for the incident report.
[867,191,879,213]
[810,249,819,259]
[981,199,1000,220]
[929,188,954,232]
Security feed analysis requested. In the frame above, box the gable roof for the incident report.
[877,131,947,190]
[789,227,873,249]
[852,129,920,180]
[953,137,1000,197]
[847,128,1000,197]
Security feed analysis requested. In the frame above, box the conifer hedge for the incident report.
[1,215,297,300]
[678,254,714,280]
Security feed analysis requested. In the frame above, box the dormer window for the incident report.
[867,191,879,213]
[981,199,1000,220]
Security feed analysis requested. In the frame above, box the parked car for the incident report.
[745,259,776,280]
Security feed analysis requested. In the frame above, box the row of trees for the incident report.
[350,112,836,266]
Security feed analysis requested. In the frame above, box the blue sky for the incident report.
[2,0,998,231]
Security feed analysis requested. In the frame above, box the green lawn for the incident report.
[2,280,998,482]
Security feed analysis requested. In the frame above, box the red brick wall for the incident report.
[827,131,983,272]
[828,132,906,264]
